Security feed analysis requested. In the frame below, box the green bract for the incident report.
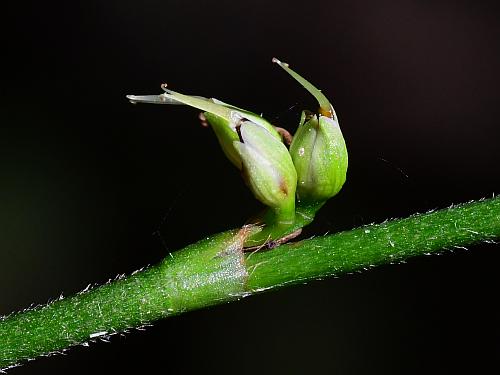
[233,121,297,224]
[273,58,348,203]
[290,112,347,202]
[202,109,281,169]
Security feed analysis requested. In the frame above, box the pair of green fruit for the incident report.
[127,59,348,246]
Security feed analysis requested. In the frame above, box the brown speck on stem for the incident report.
[215,225,261,258]
[243,228,303,252]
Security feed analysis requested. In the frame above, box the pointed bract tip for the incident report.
[272,57,289,67]
[272,58,333,118]
[126,95,137,104]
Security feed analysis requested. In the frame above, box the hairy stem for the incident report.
[1,197,499,369]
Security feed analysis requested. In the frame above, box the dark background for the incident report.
[1,1,499,373]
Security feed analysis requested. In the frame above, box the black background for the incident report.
[1,1,500,373]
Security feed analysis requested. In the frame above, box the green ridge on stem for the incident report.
[1,196,500,369]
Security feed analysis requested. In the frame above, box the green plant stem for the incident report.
[246,196,500,289]
[1,197,500,369]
